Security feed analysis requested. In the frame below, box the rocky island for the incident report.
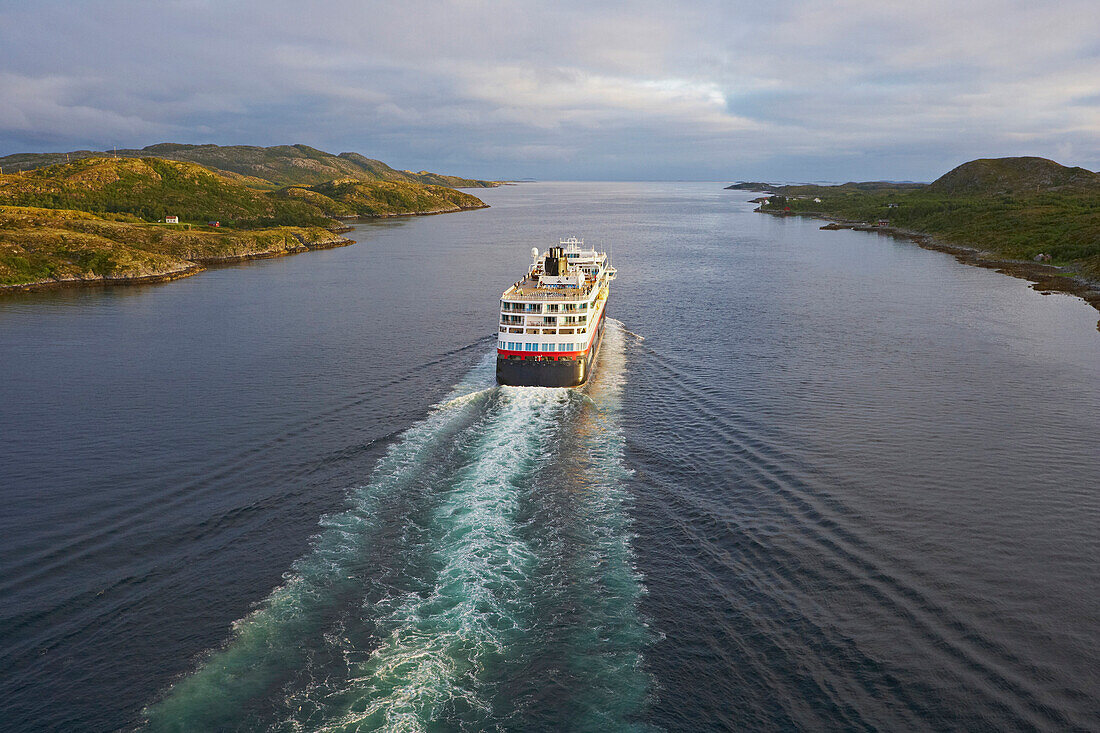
[0,144,495,292]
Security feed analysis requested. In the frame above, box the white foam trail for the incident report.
[317,387,569,732]
[142,355,497,731]
[145,331,651,731]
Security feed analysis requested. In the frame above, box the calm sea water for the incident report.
[1,182,1098,731]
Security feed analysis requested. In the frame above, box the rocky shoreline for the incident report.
[0,201,489,296]
[0,151,494,296]
[768,210,1100,327]
[366,201,490,218]
[0,265,207,293]
[1,233,355,294]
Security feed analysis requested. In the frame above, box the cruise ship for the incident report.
[497,237,616,387]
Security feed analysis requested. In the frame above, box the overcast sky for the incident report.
[2,0,1098,181]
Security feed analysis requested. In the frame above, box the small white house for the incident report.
[165,215,179,224]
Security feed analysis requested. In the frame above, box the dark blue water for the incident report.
[1,183,1098,731]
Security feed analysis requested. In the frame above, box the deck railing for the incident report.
[503,286,594,301]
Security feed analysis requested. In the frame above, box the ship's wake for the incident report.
[141,320,650,731]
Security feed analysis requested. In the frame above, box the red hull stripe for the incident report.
[497,349,587,358]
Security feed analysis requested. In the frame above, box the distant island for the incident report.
[0,144,496,292]
[728,157,1100,321]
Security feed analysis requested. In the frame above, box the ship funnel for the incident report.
[544,246,568,276]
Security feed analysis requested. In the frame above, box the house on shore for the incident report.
[165,215,179,224]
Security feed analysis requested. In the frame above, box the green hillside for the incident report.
[1,156,488,226]
[0,157,329,227]
[0,153,490,290]
[928,157,1100,195]
[0,143,499,189]
[750,157,1100,280]
[0,205,350,287]
[294,179,488,217]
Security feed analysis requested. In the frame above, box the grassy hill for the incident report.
[0,156,488,227]
[928,157,1100,195]
[0,143,499,189]
[748,157,1100,282]
[0,205,350,288]
[0,157,330,227]
[291,179,488,217]
[0,153,490,290]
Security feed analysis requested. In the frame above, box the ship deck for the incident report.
[504,276,598,300]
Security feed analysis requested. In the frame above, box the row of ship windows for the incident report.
[501,301,590,313]
[501,315,586,324]
[500,341,584,352]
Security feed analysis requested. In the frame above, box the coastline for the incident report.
[0,203,490,295]
[0,234,355,294]
[0,264,207,293]
[760,208,1100,327]
[364,201,490,218]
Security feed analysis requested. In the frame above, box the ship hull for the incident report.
[496,315,605,388]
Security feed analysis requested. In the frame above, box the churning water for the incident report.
[2,183,1099,731]
[140,324,648,732]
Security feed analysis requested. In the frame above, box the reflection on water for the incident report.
[1,183,1098,731]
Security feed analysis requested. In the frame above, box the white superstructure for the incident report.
[497,237,616,359]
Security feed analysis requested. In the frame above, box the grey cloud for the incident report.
[0,0,1098,179]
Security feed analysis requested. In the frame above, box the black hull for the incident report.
[496,317,605,387]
